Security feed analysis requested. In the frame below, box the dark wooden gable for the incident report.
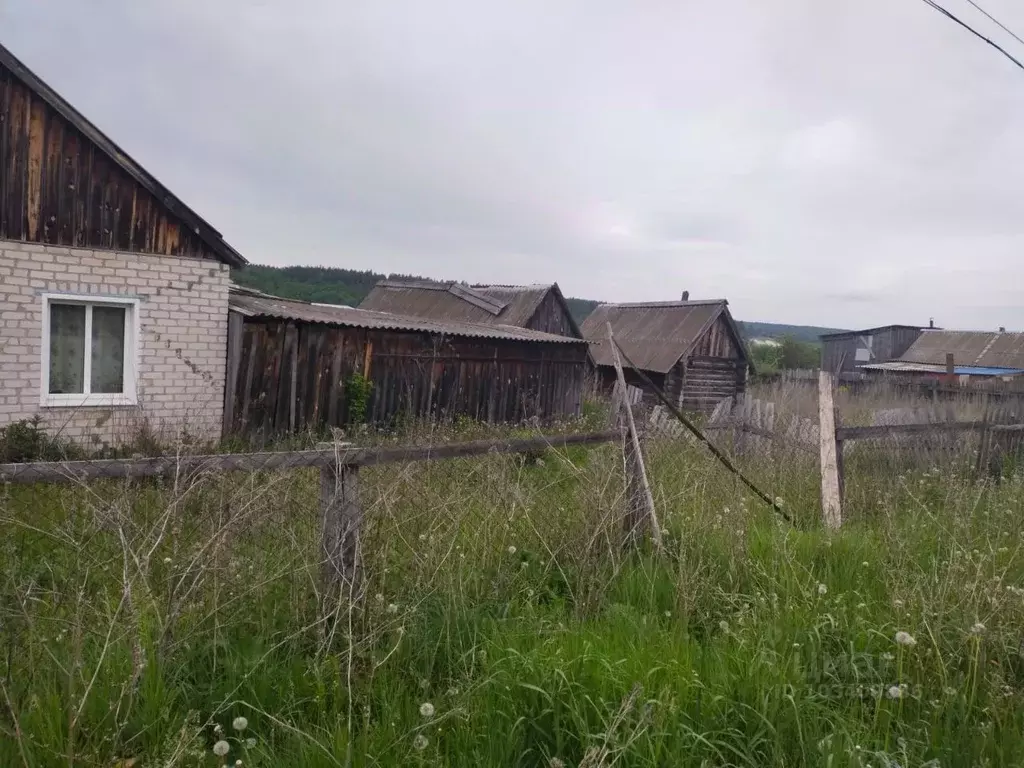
[0,44,244,265]
[523,285,583,339]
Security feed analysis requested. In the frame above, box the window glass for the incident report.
[49,303,86,394]
[91,305,126,393]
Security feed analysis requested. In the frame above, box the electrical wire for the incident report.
[963,0,1024,49]
[917,0,1024,71]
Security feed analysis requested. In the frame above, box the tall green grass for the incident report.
[2,431,1024,767]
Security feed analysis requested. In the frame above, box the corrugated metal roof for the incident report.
[228,287,583,344]
[861,361,1024,376]
[359,280,552,328]
[899,329,1024,369]
[580,300,732,373]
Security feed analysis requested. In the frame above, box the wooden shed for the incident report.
[359,281,583,339]
[225,287,590,439]
[581,299,751,413]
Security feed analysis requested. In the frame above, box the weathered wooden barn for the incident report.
[581,299,751,413]
[225,287,590,439]
[820,325,925,375]
[359,281,583,338]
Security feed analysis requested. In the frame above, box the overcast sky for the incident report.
[4,0,1024,329]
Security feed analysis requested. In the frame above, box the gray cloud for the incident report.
[4,0,1024,329]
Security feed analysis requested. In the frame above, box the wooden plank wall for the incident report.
[526,290,579,338]
[0,62,218,259]
[228,319,590,439]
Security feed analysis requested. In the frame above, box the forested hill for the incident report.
[231,265,846,342]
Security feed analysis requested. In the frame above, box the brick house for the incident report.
[0,43,246,449]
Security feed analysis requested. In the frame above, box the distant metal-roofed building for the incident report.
[359,280,583,339]
[858,327,1024,381]
[225,285,590,438]
[580,296,751,413]
[820,325,925,375]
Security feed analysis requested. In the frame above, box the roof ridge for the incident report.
[597,299,727,309]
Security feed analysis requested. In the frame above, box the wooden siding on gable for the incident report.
[691,314,742,359]
[526,289,578,338]
[0,54,240,264]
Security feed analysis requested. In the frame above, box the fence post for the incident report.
[320,461,363,599]
[818,371,843,529]
[606,324,663,549]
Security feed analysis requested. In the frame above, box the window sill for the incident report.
[40,394,138,408]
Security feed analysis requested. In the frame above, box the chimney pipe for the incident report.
[681,290,689,301]
[999,326,1006,333]
[929,318,934,329]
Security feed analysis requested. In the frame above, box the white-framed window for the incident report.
[40,293,140,408]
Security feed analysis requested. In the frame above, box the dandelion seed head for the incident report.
[232,717,248,732]
[213,724,224,735]
[236,761,243,767]
[213,740,230,757]
[718,620,729,632]
[971,622,986,635]
[386,603,398,614]
[419,702,435,718]
[550,758,566,768]
[507,545,517,555]
[244,738,256,749]
[817,583,828,596]
[887,685,903,699]
[163,557,172,564]
[412,734,429,751]
[895,631,916,647]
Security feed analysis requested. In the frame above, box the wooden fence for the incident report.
[0,430,632,592]
[706,373,1024,528]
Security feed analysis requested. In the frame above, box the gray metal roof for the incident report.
[580,300,740,373]
[899,329,1024,369]
[0,42,246,267]
[229,286,584,344]
[358,280,575,331]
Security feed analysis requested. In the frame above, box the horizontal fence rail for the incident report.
[0,430,623,485]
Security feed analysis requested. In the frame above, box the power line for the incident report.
[963,0,1024,49]
[917,0,1024,72]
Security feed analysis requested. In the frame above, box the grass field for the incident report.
[3,400,1024,767]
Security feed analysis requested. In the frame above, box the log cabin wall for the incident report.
[680,314,748,413]
[228,316,590,440]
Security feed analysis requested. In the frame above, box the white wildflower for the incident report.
[550,758,566,768]
[419,702,435,718]
[236,761,243,767]
[718,620,729,632]
[971,622,986,635]
[774,497,784,507]
[163,557,172,564]
[887,685,903,699]
[412,734,429,751]
[507,545,517,555]
[895,631,916,647]
[244,738,256,749]
[214,724,224,735]
[861,561,869,567]
[232,716,248,732]
[386,603,398,614]
[881,652,895,661]
[213,741,230,757]
[817,583,828,596]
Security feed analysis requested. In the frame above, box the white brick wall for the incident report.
[0,240,230,450]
